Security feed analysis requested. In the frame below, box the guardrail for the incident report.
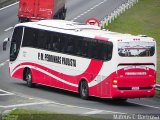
[100,0,139,28]
[156,84,160,91]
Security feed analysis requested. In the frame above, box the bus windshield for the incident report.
[10,27,23,61]
[118,41,155,57]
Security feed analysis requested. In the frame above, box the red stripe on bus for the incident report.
[12,60,104,84]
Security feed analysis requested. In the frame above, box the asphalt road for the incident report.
[0,0,160,119]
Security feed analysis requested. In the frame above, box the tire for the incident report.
[19,18,29,23]
[112,98,128,102]
[79,81,89,100]
[25,69,35,88]
[19,18,24,23]
[62,8,66,20]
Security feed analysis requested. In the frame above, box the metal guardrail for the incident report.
[156,84,160,91]
[100,0,139,28]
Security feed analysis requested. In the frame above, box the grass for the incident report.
[106,0,160,83]
[156,90,160,98]
[3,109,104,120]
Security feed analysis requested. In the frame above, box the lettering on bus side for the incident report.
[38,52,76,67]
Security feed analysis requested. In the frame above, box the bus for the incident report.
[9,20,157,100]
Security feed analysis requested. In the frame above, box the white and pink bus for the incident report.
[9,20,157,100]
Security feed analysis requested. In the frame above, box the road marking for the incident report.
[0,101,52,108]
[47,101,125,114]
[0,89,14,96]
[72,0,107,21]
[4,27,13,32]
[12,91,125,114]
[2,108,16,116]
[0,63,5,67]
[0,2,19,11]
[0,60,9,67]
[129,102,160,109]
[84,110,104,115]
[1,91,125,114]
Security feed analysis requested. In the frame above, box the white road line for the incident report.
[0,2,19,11]
[48,101,125,114]
[0,60,9,67]
[129,102,160,109]
[0,62,5,67]
[0,89,15,96]
[72,0,107,21]
[13,91,125,114]
[0,94,14,96]
[0,101,52,108]
[84,110,104,115]
[1,91,125,114]
[4,27,13,32]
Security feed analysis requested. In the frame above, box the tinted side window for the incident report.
[37,30,48,49]
[102,42,113,61]
[64,36,74,54]
[22,27,38,48]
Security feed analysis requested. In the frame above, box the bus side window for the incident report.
[103,42,113,61]
[23,27,38,48]
[37,30,47,49]
[81,40,88,57]
[75,38,83,56]
[45,32,51,50]
[90,40,100,59]
[66,36,74,54]
[49,33,59,52]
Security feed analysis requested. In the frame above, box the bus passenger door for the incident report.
[90,75,108,97]
[89,75,102,97]
[100,76,110,98]
[94,75,102,97]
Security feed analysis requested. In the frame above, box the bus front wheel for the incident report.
[25,69,35,88]
[79,80,89,100]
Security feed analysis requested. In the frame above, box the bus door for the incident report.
[90,75,110,97]
[93,75,102,97]
[100,75,111,97]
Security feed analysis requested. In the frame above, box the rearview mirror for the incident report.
[3,38,10,51]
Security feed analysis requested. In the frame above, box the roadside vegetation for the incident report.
[106,0,160,83]
[2,109,104,120]
[156,90,160,98]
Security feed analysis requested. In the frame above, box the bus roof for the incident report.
[16,20,154,42]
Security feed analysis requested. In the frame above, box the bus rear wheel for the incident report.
[79,80,89,100]
[25,69,35,88]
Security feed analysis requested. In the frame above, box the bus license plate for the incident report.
[132,87,139,90]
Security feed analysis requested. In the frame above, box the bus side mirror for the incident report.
[3,38,10,51]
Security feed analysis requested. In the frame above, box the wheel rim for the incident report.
[81,81,88,97]
[26,71,31,85]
